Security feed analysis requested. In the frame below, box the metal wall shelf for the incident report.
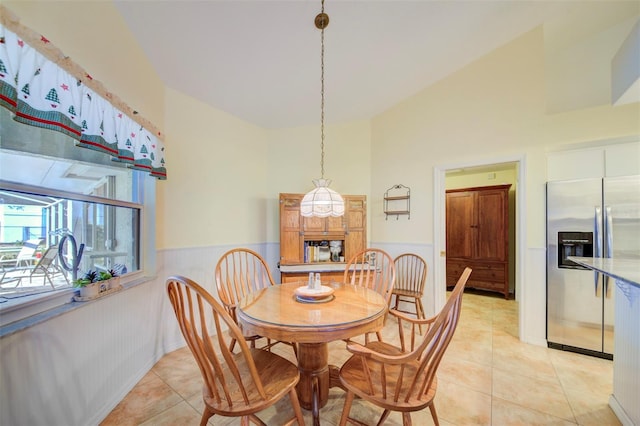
[383,184,410,220]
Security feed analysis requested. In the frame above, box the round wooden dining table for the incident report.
[237,281,388,425]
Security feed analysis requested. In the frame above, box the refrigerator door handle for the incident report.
[604,206,613,298]
[594,206,603,295]
[595,206,603,257]
[604,206,613,258]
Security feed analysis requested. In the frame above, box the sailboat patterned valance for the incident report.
[0,17,167,179]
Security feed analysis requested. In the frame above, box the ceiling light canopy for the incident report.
[300,0,345,218]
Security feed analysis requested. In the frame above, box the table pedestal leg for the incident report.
[296,342,329,425]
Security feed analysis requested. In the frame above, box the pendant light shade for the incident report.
[302,0,345,218]
[300,179,345,217]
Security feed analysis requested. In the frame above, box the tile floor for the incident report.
[101,291,620,425]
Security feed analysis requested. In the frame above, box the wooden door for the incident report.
[279,194,303,264]
[303,213,344,235]
[476,188,508,261]
[326,215,345,234]
[344,196,366,261]
[445,184,511,298]
[302,215,325,233]
[446,191,474,259]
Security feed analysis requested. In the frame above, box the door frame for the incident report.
[433,154,527,340]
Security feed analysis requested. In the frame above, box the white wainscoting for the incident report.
[522,246,548,347]
[0,278,165,426]
[0,243,269,426]
[159,243,269,353]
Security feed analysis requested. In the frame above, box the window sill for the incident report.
[0,275,154,338]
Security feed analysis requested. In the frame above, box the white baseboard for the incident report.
[609,394,634,426]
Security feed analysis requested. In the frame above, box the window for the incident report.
[0,107,154,325]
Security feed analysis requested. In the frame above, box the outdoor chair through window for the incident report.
[28,245,70,289]
[0,238,43,285]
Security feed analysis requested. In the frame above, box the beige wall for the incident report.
[370,27,545,245]
[445,168,517,190]
[265,120,372,242]
[161,88,268,248]
[370,26,639,246]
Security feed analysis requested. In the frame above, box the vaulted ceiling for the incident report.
[69,2,640,129]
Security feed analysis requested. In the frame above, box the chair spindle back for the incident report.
[343,248,396,305]
[167,276,267,408]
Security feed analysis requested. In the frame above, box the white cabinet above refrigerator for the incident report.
[547,140,640,181]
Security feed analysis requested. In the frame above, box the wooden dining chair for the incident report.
[166,275,305,426]
[338,267,472,426]
[392,253,427,333]
[215,248,296,355]
[343,248,396,343]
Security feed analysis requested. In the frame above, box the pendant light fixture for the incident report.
[300,0,345,218]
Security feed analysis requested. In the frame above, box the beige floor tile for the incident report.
[100,370,183,426]
[139,400,202,426]
[492,397,577,426]
[448,328,493,366]
[103,290,620,425]
[436,380,492,425]
[492,333,557,381]
[151,352,203,400]
[493,369,575,422]
[439,355,493,394]
[548,349,613,394]
[563,384,620,426]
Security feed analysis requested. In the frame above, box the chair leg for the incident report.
[339,391,355,426]
[288,387,305,425]
[378,409,391,425]
[229,338,237,353]
[199,407,214,426]
[416,297,426,334]
[416,298,424,318]
[401,412,413,426]
[428,403,439,426]
[45,273,56,289]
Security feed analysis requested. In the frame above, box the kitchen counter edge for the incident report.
[569,257,640,288]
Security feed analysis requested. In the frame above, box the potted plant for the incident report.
[73,269,119,298]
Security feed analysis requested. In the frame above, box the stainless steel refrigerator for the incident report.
[546,175,640,359]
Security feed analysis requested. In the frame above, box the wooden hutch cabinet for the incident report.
[279,193,366,283]
[446,184,511,298]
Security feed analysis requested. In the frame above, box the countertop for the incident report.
[569,257,640,288]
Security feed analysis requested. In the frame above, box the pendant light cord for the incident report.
[319,0,326,180]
